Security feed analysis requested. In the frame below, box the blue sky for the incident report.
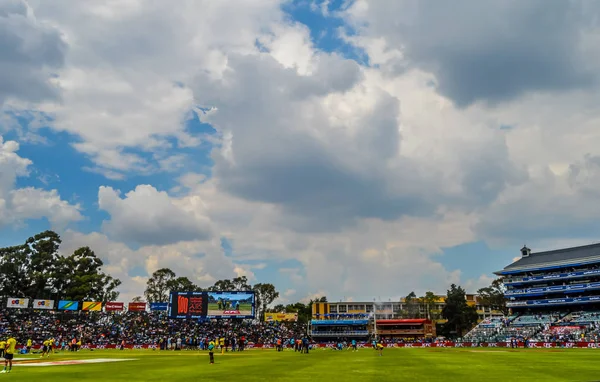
[2,0,600,303]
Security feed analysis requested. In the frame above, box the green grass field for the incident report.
[4,347,600,381]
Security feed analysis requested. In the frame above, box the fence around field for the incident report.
[17,342,600,350]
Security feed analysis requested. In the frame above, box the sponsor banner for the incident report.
[58,300,79,310]
[105,302,124,311]
[33,299,54,310]
[150,302,168,311]
[82,301,102,311]
[128,302,147,311]
[12,341,600,351]
[265,313,298,322]
[6,298,29,308]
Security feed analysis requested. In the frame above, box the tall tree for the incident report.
[0,243,32,299]
[420,291,438,320]
[271,304,285,313]
[253,283,279,321]
[58,247,121,302]
[441,284,478,337]
[167,276,198,292]
[231,276,251,291]
[403,291,420,318]
[210,279,235,291]
[26,231,62,299]
[477,278,508,315]
[144,268,176,302]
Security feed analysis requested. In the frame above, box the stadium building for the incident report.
[496,244,600,314]
[465,243,600,342]
[310,296,499,340]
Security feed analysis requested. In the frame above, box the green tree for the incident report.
[441,284,478,338]
[420,291,438,320]
[26,231,62,299]
[131,296,143,302]
[0,243,32,299]
[232,276,251,291]
[285,302,311,323]
[167,276,198,292]
[253,283,279,320]
[271,304,285,313]
[210,279,235,291]
[59,247,121,302]
[403,291,420,318]
[144,268,176,302]
[0,231,122,301]
[477,278,508,315]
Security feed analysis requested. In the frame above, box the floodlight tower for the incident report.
[372,298,377,341]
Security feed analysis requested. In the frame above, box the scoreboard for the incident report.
[168,291,255,319]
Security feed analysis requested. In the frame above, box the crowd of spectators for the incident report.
[0,309,307,348]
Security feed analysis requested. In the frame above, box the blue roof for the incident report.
[496,243,600,274]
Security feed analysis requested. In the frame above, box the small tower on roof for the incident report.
[520,245,531,258]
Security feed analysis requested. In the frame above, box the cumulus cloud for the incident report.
[98,185,213,246]
[21,0,288,175]
[0,136,81,227]
[0,0,66,106]
[60,230,254,301]
[344,0,600,106]
[7,0,600,301]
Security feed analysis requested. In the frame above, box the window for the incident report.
[329,305,337,313]
[348,304,365,311]
[338,305,347,313]
[366,305,373,313]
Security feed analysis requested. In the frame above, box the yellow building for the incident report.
[314,294,503,322]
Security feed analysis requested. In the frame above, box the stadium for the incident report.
[0,241,599,380]
[3,0,600,380]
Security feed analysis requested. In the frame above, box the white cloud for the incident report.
[6,0,600,303]
[0,0,66,106]
[98,185,213,246]
[0,136,81,228]
[60,230,254,301]
[18,0,290,174]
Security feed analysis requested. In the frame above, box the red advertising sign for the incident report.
[128,302,147,311]
[104,302,124,311]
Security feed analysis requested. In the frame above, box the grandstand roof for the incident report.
[496,242,600,274]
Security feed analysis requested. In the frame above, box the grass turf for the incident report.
[4,347,599,381]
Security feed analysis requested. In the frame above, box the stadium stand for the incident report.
[0,310,307,349]
[465,243,600,343]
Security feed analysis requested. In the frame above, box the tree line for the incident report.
[0,231,120,302]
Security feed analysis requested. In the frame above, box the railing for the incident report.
[507,295,600,307]
[310,331,370,336]
[506,282,600,296]
[504,269,600,285]
[376,330,425,335]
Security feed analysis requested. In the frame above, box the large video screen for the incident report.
[168,291,206,319]
[167,291,255,319]
[207,291,254,318]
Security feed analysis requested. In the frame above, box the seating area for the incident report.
[568,311,600,323]
[511,313,561,326]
